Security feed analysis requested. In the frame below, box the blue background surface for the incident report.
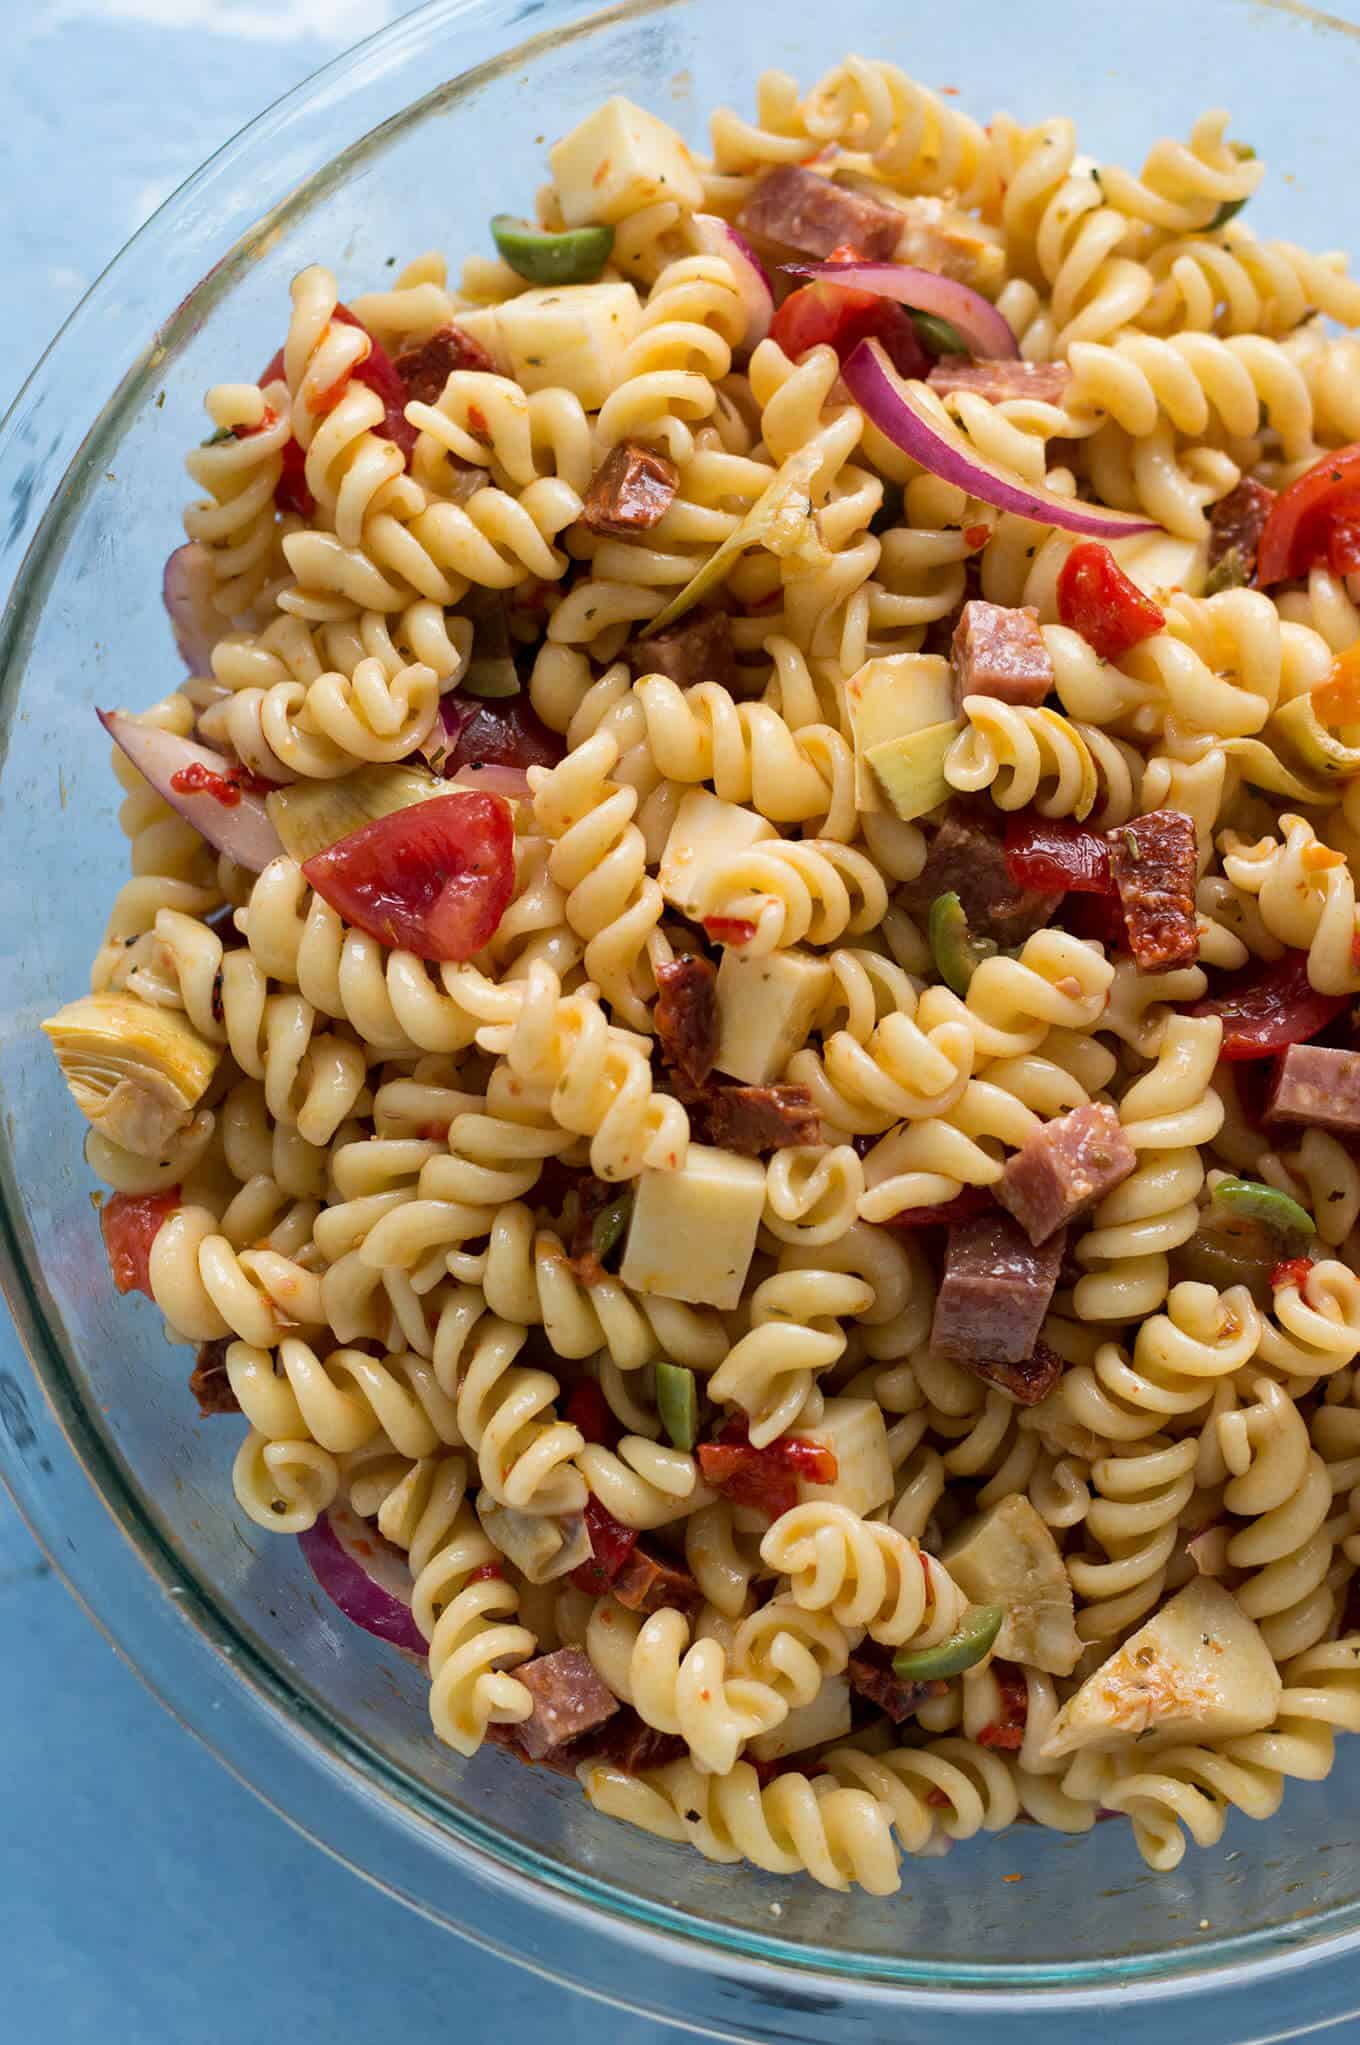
[5,5,1360,2041]
[1,5,677,2038]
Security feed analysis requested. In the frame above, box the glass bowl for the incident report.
[5,1,1360,2035]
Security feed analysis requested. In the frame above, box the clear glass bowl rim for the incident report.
[5,0,1360,2030]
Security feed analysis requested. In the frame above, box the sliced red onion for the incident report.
[693,214,773,354]
[297,1500,426,1656]
[99,709,285,872]
[786,259,1019,361]
[841,339,1160,538]
[448,763,533,802]
[162,542,220,674]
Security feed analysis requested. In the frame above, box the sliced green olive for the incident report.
[893,1603,1004,1681]
[929,891,997,998]
[591,1189,633,1267]
[1204,544,1249,596]
[655,1362,699,1453]
[1207,145,1257,232]
[910,310,971,359]
[1212,1177,1315,1241]
[1170,1207,1277,1302]
[490,214,615,285]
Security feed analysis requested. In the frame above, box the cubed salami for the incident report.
[394,324,495,403]
[703,1083,821,1156]
[513,1646,620,1759]
[580,442,679,537]
[931,1210,1065,1367]
[611,1541,704,1615]
[1107,810,1199,972]
[628,607,737,691]
[928,358,1073,405]
[1208,477,1277,583]
[898,809,1060,948]
[654,954,718,1089]
[1265,1043,1360,1135]
[965,1337,1066,1408]
[996,1102,1136,1245]
[953,600,1055,710]
[736,165,902,260]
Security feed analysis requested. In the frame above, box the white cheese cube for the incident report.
[658,788,775,921]
[493,283,642,410]
[846,653,956,810]
[713,946,834,1085]
[620,1143,765,1310]
[549,97,704,229]
[749,1673,852,1762]
[794,1398,893,1517]
[1040,1579,1282,1761]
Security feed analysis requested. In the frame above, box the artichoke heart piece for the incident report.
[42,992,221,1159]
[266,763,446,865]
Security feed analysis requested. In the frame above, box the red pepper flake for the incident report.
[703,916,758,948]
[417,1121,451,1143]
[963,522,991,549]
[1271,1256,1314,1291]
[926,1787,952,1808]
[467,1560,504,1583]
[976,1722,1025,1750]
[170,761,244,808]
[466,404,490,439]
[234,403,280,440]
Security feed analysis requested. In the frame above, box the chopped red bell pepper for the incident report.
[1257,445,1360,586]
[1191,949,1348,1061]
[100,1188,180,1298]
[696,1419,838,1522]
[570,1496,639,1595]
[1004,815,1114,895]
[302,791,515,962]
[1270,1256,1314,1291]
[564,1379,619,1449]
[1057,542,1166,663]
[880,1186,994,1232]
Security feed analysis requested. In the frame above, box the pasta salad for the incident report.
[42,57,1360,1892]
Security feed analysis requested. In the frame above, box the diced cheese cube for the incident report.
[846,653,956,810]
[1040,1580,1282,1761]
[714,947,833,1086]
[658,788,775,921]
[620,1143,765,1310]
[795,1398,893,1517]
[942,1495,1081,1676]
[549,96,704,228]
[493,283,642,410]
[749,1673,852,1762]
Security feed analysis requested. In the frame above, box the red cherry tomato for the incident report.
[1190,949,1347,1060]
[1057,542,1166,663]
[771,280,930,377]
[100,1188,180,1297]
[302,791,515,962]
[1257,445,1360,586]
